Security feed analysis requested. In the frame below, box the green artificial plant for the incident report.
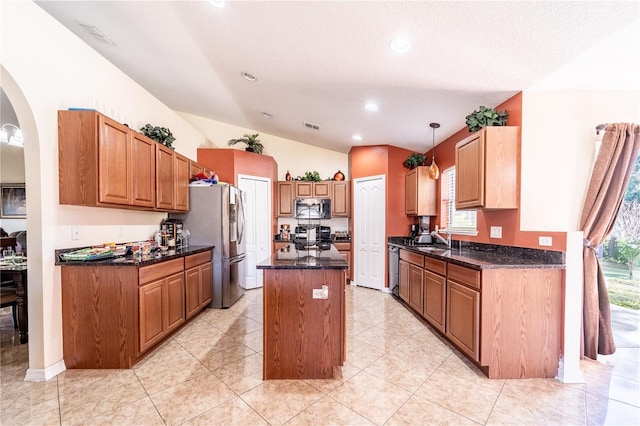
[404,152,427,169]
[140,124,176,149]
[227,133,264,154]
[465,106,508,132]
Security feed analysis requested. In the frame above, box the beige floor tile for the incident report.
[240,380,325,425]
[183,396,268,425]
[237,328,264,352]
[304,362,362,394]
[385,394,479,426]
[1,379,59,414]
[150,372,235,425]
[198,342,256,370]
[214,316,263,339]
[178,329,244,360]
[286,395,375,425]
[0,396,61,426]
[364,350,441,392]
[415,355,504,424]
[353,325,411,352]
[586,394,640,426]
[75,396,164,426]
[58,369,148,425]
[328,370,412,425]
[487,378,586,425]
[213,352,264,394]
[345,338,385,370]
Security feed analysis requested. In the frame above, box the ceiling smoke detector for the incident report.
[75,21,117,46]
[304,122,320,130]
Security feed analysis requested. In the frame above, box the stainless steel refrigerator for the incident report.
[171,184,246,308]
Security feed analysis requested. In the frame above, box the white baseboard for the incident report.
[24,359,66,382]
[555,356,585,384]
[381,286,392,294]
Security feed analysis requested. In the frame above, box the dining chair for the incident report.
[0,288,18,329]
[1,237,17,250]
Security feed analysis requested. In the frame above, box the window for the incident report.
[440,167,477,234]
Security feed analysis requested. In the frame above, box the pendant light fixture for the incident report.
[428,122,440,179]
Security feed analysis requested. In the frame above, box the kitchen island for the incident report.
[257,245,348,379]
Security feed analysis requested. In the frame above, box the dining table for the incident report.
[1,259,28,344]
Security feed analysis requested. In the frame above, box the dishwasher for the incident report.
[388,245,400,299]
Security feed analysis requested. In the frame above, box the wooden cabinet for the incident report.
[331,181,350,217]
[61,249,213,369]
[455,126,519,210]
[156,146,190,212]
[295,181,330,198]
[184,251,214,319]
[423,257,447,333]
[405,166,437,216]
[399,249,424,311]
[408,263,424,314]
[446,280,480,362]
[398,259,410,302]
[58,109,190,213]
[138,258,185,353]
[333,242,351,283]
[277,181,295,217]
[189,160,212,181]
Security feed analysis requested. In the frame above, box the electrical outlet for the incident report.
[490,226,502,238]
[71,225,80,240]
[118,226,125,237]
[539,236,553,246]
[312,289,323,299]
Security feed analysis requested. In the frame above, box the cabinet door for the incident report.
[98,115,131,205]
[455,135,484,209]
[331,181,350,217]
[277,182,295,217]
[139,280,165,353]
[295,182,313,197]
[338,250,351,282]
[405,169,418,215]
[155,145,175,210]
[424,270,446,332]
[166,272,185,332]
[190,161,204,180]
[200,262,213,306]
[174,152,190,211]
[185,267,201,319]
[131,133,156,208]
[313,182,330,197]
[399,260,410,302]
[446,280,480,361]
[408,263,424,314]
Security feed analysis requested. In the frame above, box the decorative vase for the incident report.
[285,170,292,181]
[333,170,345,181]
[245,147,254,152]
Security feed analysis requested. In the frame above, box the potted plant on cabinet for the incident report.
[139,124,176,149]
[227,133,264,154]
[464,106,508,132]
[403,152,427,169]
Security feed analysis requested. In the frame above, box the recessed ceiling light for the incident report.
[209,1,226,8]
[364,103,378,112]
[241,72,257,82]
[352,134,363,141]
[262,112,272,118]
[389,37,411,53]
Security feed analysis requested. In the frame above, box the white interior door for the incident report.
[354,175,386,290]
[238,174,271,289]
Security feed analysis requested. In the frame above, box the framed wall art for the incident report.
[1,183,26,218]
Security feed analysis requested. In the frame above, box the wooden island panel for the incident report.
[263,268,345,379]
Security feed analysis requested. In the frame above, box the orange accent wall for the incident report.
[432,92,565,251]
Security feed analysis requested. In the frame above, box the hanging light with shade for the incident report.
[0,123,23,147]
[428,122,440,179]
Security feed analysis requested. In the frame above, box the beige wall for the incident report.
[179,112,349,181]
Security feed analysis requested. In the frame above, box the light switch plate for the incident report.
[71,225,80,240]
[490,226,502,238]
[539,236,553,246]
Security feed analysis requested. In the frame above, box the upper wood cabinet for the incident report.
[331,181,350,217]
[277,181,295,217]
[189,161,212,181]
[405,166,437,216]
[58,109,189,212]
[455,126,519,210]
[295,181,331,198]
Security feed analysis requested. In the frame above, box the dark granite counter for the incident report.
[258,245,348,270]
[388,237,565,270]
[55,245,214,267]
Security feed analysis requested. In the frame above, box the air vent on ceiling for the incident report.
[75,21,117,46]
[304,122,320,130]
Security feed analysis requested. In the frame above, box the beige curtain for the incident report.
[580,123,640,359]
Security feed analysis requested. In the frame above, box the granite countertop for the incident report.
[55,245,214,267]
[388,237,565,270]
[258,245,348,270]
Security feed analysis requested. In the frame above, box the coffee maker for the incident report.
[409,224,420,239]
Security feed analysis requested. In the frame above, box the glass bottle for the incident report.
[285,170,291,181]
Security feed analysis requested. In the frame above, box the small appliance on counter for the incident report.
[412,217,433,244]
[333,231,351,241]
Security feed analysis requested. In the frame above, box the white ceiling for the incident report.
[35,1,639,154]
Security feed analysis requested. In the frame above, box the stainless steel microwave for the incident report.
[294,198,331,219]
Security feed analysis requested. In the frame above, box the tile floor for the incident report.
[1,286,638,425]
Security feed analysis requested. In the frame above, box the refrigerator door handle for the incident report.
[229,254,246,264]
[237,191,246,245]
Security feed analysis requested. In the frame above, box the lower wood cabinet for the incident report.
[398,259,410,302]
[333,242,352,283]
[61,249,213,369]
[423,270,446,333]
[408,263,424,314]
[446,280,480,361]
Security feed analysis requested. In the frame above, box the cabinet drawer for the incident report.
[139,258,184,285]
[447,263,480,290]
[333,242,351,251]
[400,250,424,268]
[185,250,213,269]
[424,257,446,276]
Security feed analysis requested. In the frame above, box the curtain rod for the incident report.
[596,124,606,135]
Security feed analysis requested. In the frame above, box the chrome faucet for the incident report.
[431,226,451,249]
